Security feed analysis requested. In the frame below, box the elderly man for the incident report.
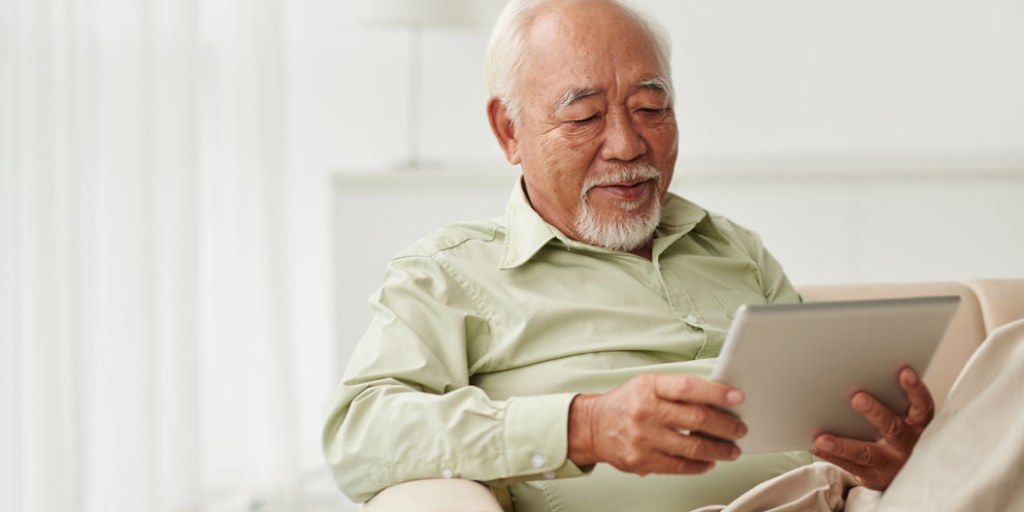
[322,0,932,510]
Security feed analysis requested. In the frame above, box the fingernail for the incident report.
[735,423,748,438]
[819,439,835,452]
[726,390,744,405]
[854,394,871,412]
[730,446,741,459]
[904,369,918,385]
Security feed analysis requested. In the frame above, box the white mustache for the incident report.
[581,164,662,197]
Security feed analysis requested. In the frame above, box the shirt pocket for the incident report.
[714,288,768,320]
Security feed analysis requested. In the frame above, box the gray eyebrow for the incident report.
[552,88,601,109]
[553,77,674,110]
[636,76,674,103]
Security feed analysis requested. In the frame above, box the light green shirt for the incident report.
[323,179,813,511]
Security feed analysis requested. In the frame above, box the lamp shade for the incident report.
[354,0,478,27]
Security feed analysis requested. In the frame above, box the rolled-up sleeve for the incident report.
[322,255,587,503]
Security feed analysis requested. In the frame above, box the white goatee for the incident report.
[573,164,663,252]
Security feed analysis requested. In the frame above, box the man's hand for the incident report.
[568,373,748,476]
[811,367,934,490]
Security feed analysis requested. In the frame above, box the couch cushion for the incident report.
[797,282,986,410]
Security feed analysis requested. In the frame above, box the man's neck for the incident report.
[628,239,654,261]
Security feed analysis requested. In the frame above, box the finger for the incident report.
[810,448,867,475]
[813,434,895,469]
[899,367,934,427]
[653,374,744,407]
[651,427,742,462]
[850,392,916,453]
[656,401,748,441]
[813,434,904,491]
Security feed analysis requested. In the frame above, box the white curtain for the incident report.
[1,0,338,511]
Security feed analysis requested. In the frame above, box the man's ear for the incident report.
[487,96,522,165]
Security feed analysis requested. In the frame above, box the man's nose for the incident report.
[600,111,647,162]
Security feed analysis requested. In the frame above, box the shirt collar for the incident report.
[656,191,715,242]
[499,176,711,270]
[499,177,566,269]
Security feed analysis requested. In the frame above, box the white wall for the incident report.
[288,1,1024,508]
[676,169,1024,285]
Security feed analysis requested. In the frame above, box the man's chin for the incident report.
[575,202,662,253]
[588,194,655,214]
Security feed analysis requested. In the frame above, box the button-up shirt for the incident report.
[323,179,813,511]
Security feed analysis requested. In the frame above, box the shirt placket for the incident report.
[651,253,709,360]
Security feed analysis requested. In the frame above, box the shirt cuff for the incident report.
[503,392,591,480]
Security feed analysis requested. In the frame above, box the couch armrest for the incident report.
[361,479,503,512]
[966,279,1024,334]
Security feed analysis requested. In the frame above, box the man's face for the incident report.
[502,2,678,252]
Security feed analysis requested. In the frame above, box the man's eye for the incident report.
[572,115,599,124]
[636,107,670,120]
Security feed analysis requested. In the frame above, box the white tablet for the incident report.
[710,296,960,454]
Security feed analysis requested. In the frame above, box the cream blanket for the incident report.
[693,318,1024,512]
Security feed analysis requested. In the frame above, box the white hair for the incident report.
[484,0,674,126]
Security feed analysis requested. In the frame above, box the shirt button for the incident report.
[543,471,557,480]
[442,468,454,479]
[531,454,546,468]
[686,314,699,324]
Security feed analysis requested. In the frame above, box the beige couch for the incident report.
[362,279,1024,512]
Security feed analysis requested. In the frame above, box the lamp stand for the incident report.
[403,25,423,170]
